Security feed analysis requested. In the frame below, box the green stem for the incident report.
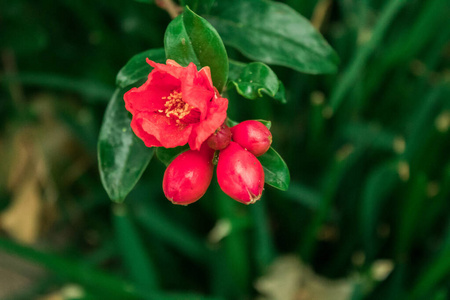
[250,199,276,274]
[113,204,159,292]
[133,201,209,264]
[328,0,408,112]
[214,183,250,297]
[408,219,450,300]
[300,146,363,262]
[0,237,140,299]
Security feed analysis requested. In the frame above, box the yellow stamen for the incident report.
[162,91,194,123]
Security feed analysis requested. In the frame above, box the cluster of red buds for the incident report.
[163,120,272,205]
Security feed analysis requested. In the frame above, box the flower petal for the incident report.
[199,66,221,96]
[188,96,228,150]
[166,59,182,67]
[147,58,184,79]
[181,63,214,120]
[124,70,180,115]
[130,117,163,147]
[199,66,214,88]
[136,112,193,148]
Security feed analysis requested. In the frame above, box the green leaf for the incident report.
[226,118,271,129]
[98,89,154,202]
[0,21,47,55]
[133,201,209,263]
[116,48,166,88]
[164,6,228,92]
[250,201,276,273]
[342,122,398,151]
[156,145,190,166]
[228,60,246,80]
[273,81,287,103]
[328,0,408,111]
[229,60,286,102]
[284,181,322,210]
[207,0,339,74]
[226,118,239,127]
[258,147,290,191]
[360,161,398,260]
[229,62,281,100]
[113,204,158,289]
[0,238,141,299]
[182,0,215,14]
[2,72,114,102]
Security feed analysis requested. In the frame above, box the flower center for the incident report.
[159,91,200,125]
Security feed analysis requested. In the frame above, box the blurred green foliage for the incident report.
[0,0,449,299]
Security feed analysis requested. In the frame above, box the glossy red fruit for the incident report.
[231,120,272,157]
[207,123,232,150]
[163,145,214,205]
[217,142,264,204]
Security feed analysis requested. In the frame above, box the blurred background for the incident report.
[0,0,449,299]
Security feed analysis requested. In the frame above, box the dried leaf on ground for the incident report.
[255,255,354,300]
[0,175,42,244]
[1,125,57,244]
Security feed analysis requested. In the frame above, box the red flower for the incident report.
[124,59,228,150]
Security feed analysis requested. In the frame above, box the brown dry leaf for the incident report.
[1,174,42,244]
[1,126,57,244]
[0,138,9,189]
[1,128,42,244]
[31,94,91,191]
[38,293,64,300]
[1,94,92,245]
[255,255,353,300]
[371,259,394,281]
[0,251,46,298]
[38,284,85,300]
[6,127,34,191]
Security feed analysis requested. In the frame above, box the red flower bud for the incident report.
[207,123,231,150]
[231,120,272,157]
[217,141,264,204]
[163,146,214,205]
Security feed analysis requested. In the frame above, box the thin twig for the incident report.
[156,0,183,19]
[311,0,333,31]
